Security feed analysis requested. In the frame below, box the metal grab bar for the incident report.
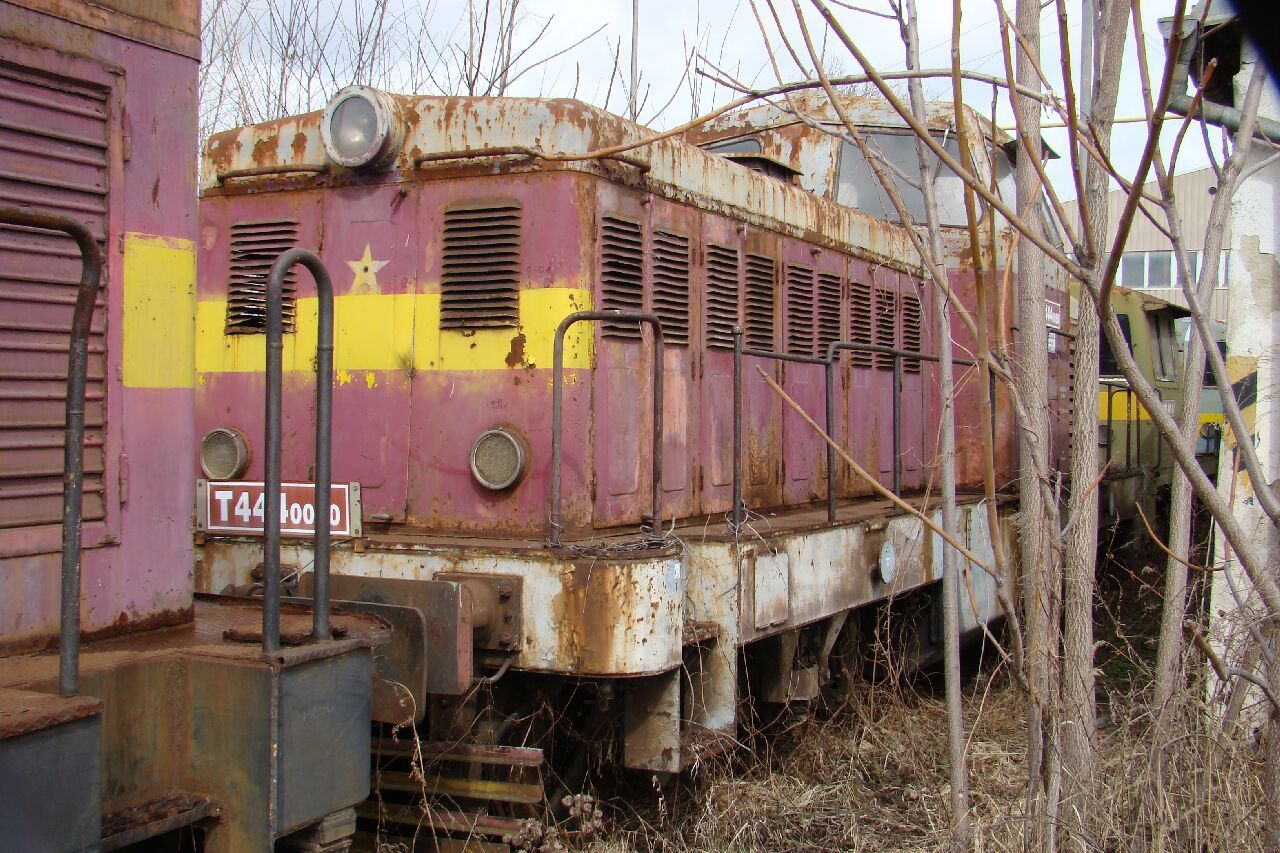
[264,249,335,654]
[414,145,651,173]
[730,329,829,532]
[822,341,977,522]
[548,310,664,547]
[0,206,102,697]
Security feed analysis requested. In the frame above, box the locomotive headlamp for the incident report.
[200,427,250,480]
[320,86,403,169]
[470,428,526,491]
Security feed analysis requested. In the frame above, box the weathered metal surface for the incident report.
[5,0,202,60]
[0,597,383,852]
[201,540,683,677]
[277,646,372,835]
[623,669,681,772]
[0,685,100,739]
[0,700,101,852]
[100,792,219,852]
[201,95,920,273]
[1,1,199,650]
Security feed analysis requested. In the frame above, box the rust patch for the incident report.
[505,332,528,368]
[291,130,308,160]
[251,130,280,167]
[82,606,195,643]
[0,688,102,740]
[204,131,242,175]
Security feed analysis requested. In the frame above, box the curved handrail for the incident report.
[548,310,664,547]
[0,205,102,697]
[263,249,335,653]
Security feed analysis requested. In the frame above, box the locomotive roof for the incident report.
[201,93,923,273]
[683,90,1008,144]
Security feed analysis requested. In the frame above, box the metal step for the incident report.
[355,801,523,838]
[375,769,543,805]
[373,738,543,768]
[100,792,219,851]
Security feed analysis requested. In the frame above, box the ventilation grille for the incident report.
[226,220,299,333]
[441,204,521,329]
[817,273,841,355]
[848,278,874,367]
[744,253,775,351]
[873,286,897,369]
[705,244,739,349]
[599,216,645,340]
[785,264,814,356]
[652,230,690,346]
[901,292,922,373]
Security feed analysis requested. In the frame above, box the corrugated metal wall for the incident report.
[1062,167,1230,323]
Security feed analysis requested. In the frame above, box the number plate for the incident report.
[197,480,362,538]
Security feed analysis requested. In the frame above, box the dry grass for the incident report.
[579,665,1269,852]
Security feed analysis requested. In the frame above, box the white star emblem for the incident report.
[347,243,389,295]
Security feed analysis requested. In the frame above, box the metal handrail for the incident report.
[823,341,977,522]
[548,310,664,547]
[263,249,335,653]
[414,146,651,173]
[214,163,330,183]
[0,206,102,697]
[729,329,829,532]
[1100,380,1133,472]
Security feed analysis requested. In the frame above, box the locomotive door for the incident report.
[697,215,743,517]
[650,202,699,523]
[897,274,927,491]
[0,50,121,555]
[592,186,655,529]
[779,241,837,506]
[321,185,416,523]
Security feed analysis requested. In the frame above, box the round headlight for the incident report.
[200,427,250,480]
[470,428,526,491]
[320,86,403,169]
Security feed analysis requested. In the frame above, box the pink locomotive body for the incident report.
[195,87,1068,839]
[0,4,380,849]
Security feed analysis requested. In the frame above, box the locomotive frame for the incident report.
[193,86,1068,840]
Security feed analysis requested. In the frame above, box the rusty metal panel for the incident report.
[623,669,681,773]
[7,0,201,59]
[748,546,790,630]
[651,198,699,522]
[277,651,372,835]
[0,60,109,531]
[0,701,101,851]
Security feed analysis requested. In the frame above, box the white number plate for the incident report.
[197,480,361,538]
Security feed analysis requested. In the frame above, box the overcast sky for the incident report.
[409,0,1214,200]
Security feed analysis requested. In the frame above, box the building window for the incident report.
[1146,250,1172,288]
[1121,252,1146,287]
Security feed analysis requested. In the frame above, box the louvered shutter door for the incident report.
[0,63,109,529]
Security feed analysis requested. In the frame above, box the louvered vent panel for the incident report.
[441,204,521,329]
[652,230,690,346]
[785,264,814,356]
[599,216,645,340]
[225,220,299,333]
[705,244,740,349]
[848,278,874,367]
[901,292,922,373]
[0,63,109,529]
[873,286,897,369]
[816,272,841,355]
[744,254,775,351]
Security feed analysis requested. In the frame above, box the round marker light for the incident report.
[470,428,526,491]
[320,86,403,169]
[200,427,250,480]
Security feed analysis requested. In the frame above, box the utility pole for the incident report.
[630,0,639,123]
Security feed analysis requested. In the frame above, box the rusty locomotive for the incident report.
[193,86,1072,840]
[0,2,387,850]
